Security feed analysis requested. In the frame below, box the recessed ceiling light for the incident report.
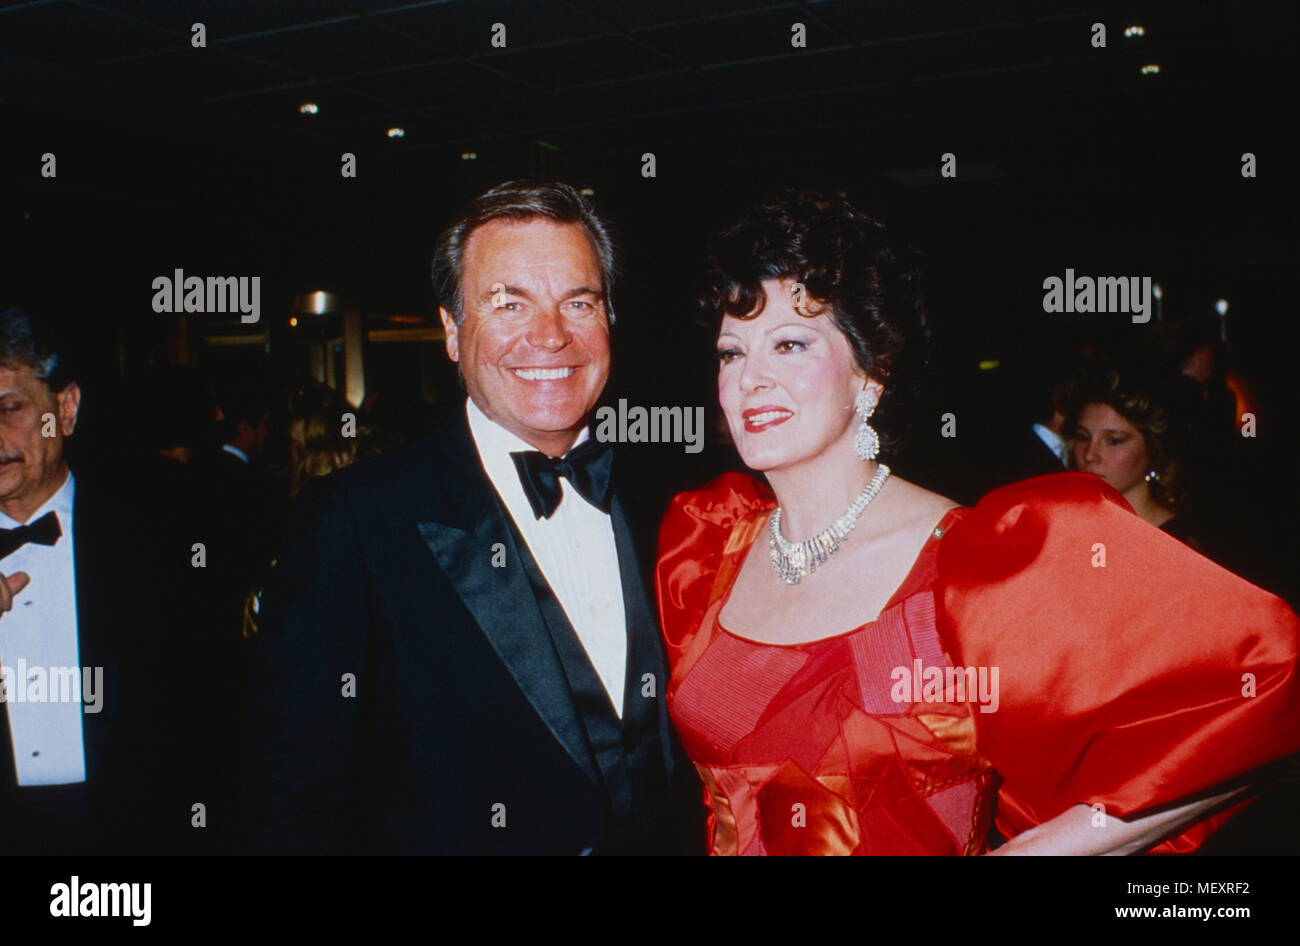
[1140,64,1160,75]
[1124,25,1146,38]
[299,102,319,115]
[387,127,405,138]
[460,152,477,161]
[579,187,595,197]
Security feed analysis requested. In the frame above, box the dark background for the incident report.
[2,0,1296,502]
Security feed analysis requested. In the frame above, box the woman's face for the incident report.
[716,278,874,473]
[1072,402,1151,494]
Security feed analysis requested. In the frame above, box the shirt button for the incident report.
[933,526,946,539]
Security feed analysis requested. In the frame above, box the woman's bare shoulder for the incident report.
[868,475,961,543]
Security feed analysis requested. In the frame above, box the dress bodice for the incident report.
[668,504,995,855]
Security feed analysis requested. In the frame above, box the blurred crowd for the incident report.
[110,366,434,849]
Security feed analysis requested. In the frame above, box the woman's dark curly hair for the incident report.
[697,190,932,454]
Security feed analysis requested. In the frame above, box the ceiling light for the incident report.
[387,127,405,139]
[299,102,319,115]
[292,291,338,316]
[1140,64,1160,75]
[460,152,477,161]
[1124,25,1145,38]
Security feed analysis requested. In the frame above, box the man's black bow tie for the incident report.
[511,438,614,520]
[0,511,62,560]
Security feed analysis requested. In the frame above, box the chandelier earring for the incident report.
[853,388,880,461]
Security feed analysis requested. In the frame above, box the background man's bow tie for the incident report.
[511,438,614,519]
[0,510,62,560]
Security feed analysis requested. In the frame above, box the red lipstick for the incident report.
[742,406,794,433]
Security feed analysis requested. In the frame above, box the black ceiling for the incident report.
[4,1,1290,156]
[1,0,1296,401]
[4,1,1292,181]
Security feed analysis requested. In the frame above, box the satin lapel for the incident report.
[610,490,675,777]
[415,415,601,787]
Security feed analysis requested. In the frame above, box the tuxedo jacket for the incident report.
[242,409,704,854]
[0,473,196,855]
[198,448,286,619]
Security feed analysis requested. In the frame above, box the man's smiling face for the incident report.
[440,217,611,457]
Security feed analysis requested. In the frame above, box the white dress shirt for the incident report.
[466,399,628,715]
[0,470,86,786]
[1032,422,1069,466]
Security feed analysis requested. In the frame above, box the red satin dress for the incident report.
[656,472,1300,855]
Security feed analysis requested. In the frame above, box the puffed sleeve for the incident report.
[935,472,1300,851]
[655,472,773,670]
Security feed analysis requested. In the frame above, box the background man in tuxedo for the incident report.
[980,365,1071,494]
[0,306,197,854]
[243,181,703,854]
[203,378,284,620]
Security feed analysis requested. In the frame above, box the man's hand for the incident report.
[1,572,30,613]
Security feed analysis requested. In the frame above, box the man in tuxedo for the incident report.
[984,372,1071,491]
[204,378,284,616]
[0,306,193,854]
[243,181,703,854]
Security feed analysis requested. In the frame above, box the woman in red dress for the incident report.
[655,192,1300,855]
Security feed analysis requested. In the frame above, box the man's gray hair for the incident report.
[0,307,72,391]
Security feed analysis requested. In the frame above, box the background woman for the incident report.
[656,191,1300,855]
[1065,356,1205,550]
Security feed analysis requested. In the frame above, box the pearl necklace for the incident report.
[769,464,891,584]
